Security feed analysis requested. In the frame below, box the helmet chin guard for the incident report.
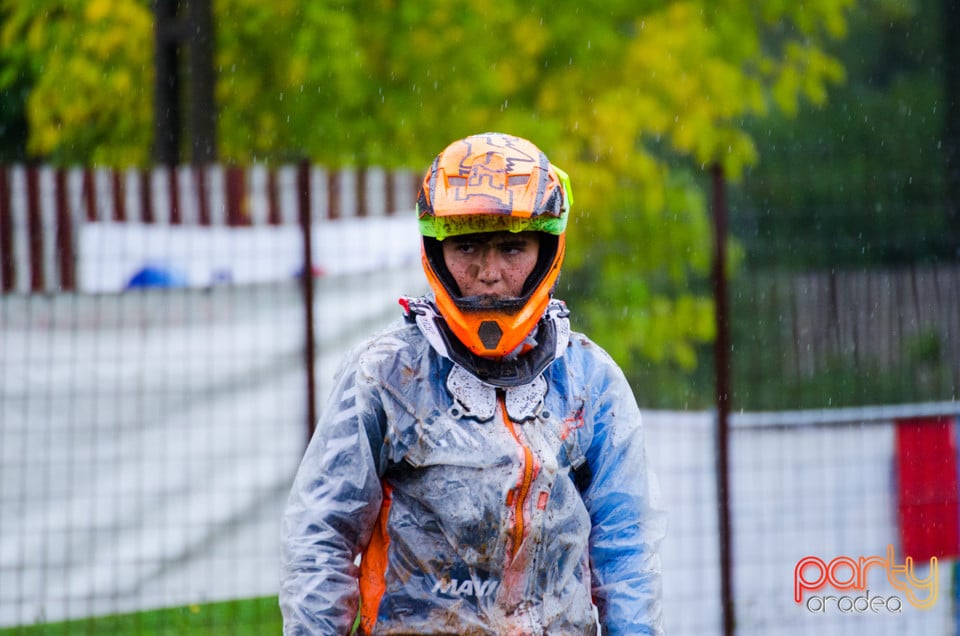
[416,132,572,358]
[401,296,572,388]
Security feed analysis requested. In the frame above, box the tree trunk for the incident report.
[188,0,218,163]
[153,0,181,165]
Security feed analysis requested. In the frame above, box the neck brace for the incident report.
[445,363,548,423]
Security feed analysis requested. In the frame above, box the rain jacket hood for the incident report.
[280,296,666,634]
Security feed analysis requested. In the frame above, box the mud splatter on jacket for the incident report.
[280,298,666,634]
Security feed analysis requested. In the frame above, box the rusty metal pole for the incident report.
[298,161,318,443]
[945,0,960,250]
[711,162,735,636]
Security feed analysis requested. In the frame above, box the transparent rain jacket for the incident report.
[280,299,666,635]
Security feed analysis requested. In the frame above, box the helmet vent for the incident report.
[477,321,504,350]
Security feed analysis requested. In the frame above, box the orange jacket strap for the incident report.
[358,482,392,634]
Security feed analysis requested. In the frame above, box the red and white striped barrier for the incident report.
[0,164,419,293]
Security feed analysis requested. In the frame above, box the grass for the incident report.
[0,597,282,636]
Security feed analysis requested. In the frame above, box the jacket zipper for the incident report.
[498,391,536,557]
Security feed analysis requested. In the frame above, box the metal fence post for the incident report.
[298,160,318,443]
[712,162,735,635]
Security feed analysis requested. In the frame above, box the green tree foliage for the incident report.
[0,0,854,379]
[0,0,153,165]
[731,0,952,268]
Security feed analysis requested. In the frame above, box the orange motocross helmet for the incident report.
[417,132,573,358]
